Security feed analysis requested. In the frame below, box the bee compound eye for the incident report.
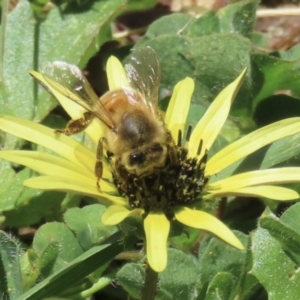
[129,152,146,166]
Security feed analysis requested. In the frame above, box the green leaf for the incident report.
[35,242,60,278]
[281,202,300,232]
[0,230,24,299]
[204,272,232,300]
[117,248,199,300]
[126,0,157,10]
[169,224,202,252]
[251,53,300,110]
[15,241,123,300]
[0,163,68,227]
[260,204,300,265]
[278,43,300,61]
[253,130,300,170]
[240,273,266,300]
[64,204,117,250]
[135,14,252,122]
[32,222,84,274]
[198,231,249,298]
[251,218,300,300]
[186,12,220,37]
[21,243,60,291]
[260,214,300,264]
[135,34,193,88]
[136,33,251,115]
[3,186,66,227]
[141,0,258,39]
[140,13,193,38]
[159,249,199,300]
[189,33,251,109]
[117,263,144,299]
[218,0,258,37]
[0,160,26,211]
[253,94,300,127]
[251,32,270,50]
[1,0,126,122]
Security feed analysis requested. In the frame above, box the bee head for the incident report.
[121,143,166,177]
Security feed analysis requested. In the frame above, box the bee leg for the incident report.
[95,137,107,191]
[55,111,94,135]
[115,159,128,185]
[166,130,178,164]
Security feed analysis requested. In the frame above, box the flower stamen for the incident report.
[177,129,182,147]
[186,125,192,142]
[184,125,193,148]
[197,139,203,156]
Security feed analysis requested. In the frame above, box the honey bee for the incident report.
[31,47,174,190]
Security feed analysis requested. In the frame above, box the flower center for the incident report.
[110,130,209,215]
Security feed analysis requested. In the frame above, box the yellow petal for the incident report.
[106,56,130,90]
[24,176,126,205]
[175,207,244,249]
[30,70,105,145]
[206,117,300,176]
[0,151,92,178]
[208,168,300,192]
[0,116,96,173]
[27,174,116,193]
[189,68,247,158]
[102,205,143,225]
[164,78,194,143]
[207,185,299,200]
[144,212,170,272]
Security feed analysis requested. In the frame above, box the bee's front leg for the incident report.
[55,111,94,135]
[95,137,107,191]
[114,158,129,185]
[166,130,178,164]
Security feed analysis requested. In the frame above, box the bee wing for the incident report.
[125,47,161,110]
[33,61,115,129]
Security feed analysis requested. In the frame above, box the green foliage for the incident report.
[0,231,23,299]
[251,206,300,300]
[117,249,200,300]
[1,0,300,299]
[117,233,249,300]
[134,2,257,114]
[0,204,121,299]
[64,204,118,250]
[1,0,125,120]
[17,241,123,300]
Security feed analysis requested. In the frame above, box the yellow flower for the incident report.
[1,52,300,273]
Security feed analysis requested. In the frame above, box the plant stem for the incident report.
[115,250,143,261]
[257,7,300,18]
[79,277,111,298]
[113,26,148,40]
[141,265,158,300]
[0,0,9,84]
